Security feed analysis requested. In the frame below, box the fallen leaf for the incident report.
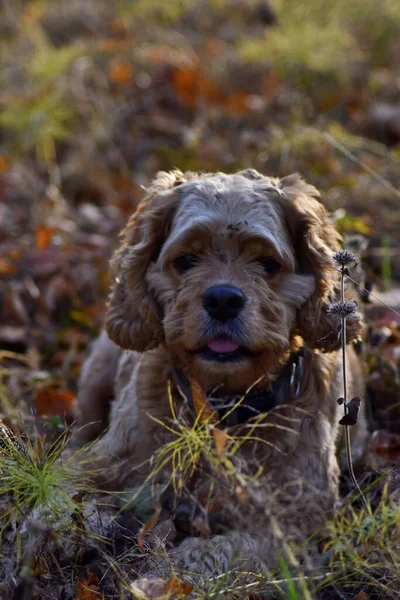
[235,485,250,504]
[351,591,368,600]
[0,259,16,277]
[109,59,135,84]
[137,504,162,550]
[166,576,193,596]
[190,378,217,423]
[170,66,250,114]
[36,388,76,417]
[33,556,48,575]
[0,155,10,172]
[74,572,99,600]
[371,430,400,460]
[130,576,192,600]
[35,225,55,250]
[212,426,229,458]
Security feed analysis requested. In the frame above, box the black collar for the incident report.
[170,348,305,427]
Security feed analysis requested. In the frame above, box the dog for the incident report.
[74,169,366,576]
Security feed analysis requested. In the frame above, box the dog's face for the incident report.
[147,175,313,390]
[106,170,362,391]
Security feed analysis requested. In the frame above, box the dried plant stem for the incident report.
[339,265,368,510]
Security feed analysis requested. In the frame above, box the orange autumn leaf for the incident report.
[0,155,10,173]
[36,388,76,417]
[212,427,229,458]
[35,434,47,461]
[8,248,22,260]
[35,225,55,249]
[166,576,193,596]
[0,259,17,277]
[97,38,133,52]
[137,504,162,550]
[190,377,217,423]
[109,59,135,84]
[33,556,48,575]
[130,576,192,599]
[74,572,99,600]
[171,66,250,114]
[171,67,211,109]
[235,485,250,504]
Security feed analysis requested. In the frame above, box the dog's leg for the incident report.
[73,330,122,445]
[78,351,173,490]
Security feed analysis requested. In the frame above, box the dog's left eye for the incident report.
[258,257,281,276]
[173,253,199,273]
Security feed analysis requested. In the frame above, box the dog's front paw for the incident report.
[171,532,261,578]
[172,535,234,576]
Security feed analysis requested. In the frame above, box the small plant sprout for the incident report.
[330,250,368,509]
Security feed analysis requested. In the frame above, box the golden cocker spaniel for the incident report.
[75,169,366,576]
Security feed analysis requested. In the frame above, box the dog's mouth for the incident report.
[191,337,259,363]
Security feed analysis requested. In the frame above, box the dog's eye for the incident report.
[258,257,281,276]
[173,253,199,273]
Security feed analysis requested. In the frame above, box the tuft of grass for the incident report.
[239,0,400,95]
[28,41,86,85]
[315,487,400,598]
[115,0,195,25]
[0,92,76,163]
[0,424,99,545]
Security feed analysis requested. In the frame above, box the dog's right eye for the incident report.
[173,253,199,273]
[258,257,281,276]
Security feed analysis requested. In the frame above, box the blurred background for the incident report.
[0,0,400,430]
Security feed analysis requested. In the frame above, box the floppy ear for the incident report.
[105,170,190,351]
[279,174,363,352]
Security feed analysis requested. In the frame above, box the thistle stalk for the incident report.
[332,251,368,509]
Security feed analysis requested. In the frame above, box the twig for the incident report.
[323,132,400,200]
[208,571,334,598]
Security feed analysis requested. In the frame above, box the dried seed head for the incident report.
[339,397,362,426]
[327,300,358,318]
[333,250,357,267]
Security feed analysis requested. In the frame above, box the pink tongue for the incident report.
[207,338,240,353]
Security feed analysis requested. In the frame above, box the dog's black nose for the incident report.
[202,285,245,322]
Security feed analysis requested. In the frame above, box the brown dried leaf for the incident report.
[109,59,135,84]
[0,155,10,173]
[36,388,76,417]
[0,259,16,277]
[166,576,193,596]
[130,576,192,600]
[137,504,162,550]
[190,377,217,423]
[212,426,229,458]
[235,485,250,504]
[170,66,249,114]
[351,591,368,600]
[74,572,99,600]
[35,225,55,250]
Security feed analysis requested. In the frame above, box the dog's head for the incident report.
[106,169,362,391]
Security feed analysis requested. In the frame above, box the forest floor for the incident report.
[1,1,400,598]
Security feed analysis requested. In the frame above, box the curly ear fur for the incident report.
[105,170,191,351]
[279,174,363,352]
